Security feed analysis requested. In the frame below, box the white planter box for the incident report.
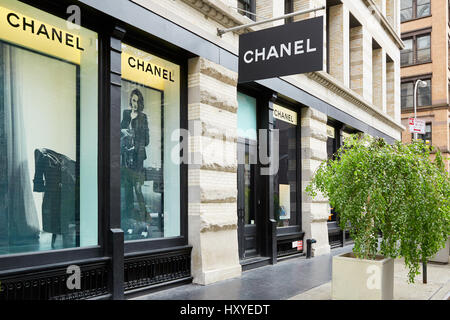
[430,237,450,264]
[332,253,394,300]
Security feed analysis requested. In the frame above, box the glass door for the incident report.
[237,92,259,260]
[237,138,258,259]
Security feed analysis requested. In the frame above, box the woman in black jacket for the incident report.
[121,88,150,225]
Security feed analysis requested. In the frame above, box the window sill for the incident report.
[401,105,432,112]
[401,14,432,24]
[401,60,432,68]
[401,103,449,113]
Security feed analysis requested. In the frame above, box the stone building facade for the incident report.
[134,0,404,285]
[0,0,404,299]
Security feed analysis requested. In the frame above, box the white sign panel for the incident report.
[409,118,426,134]
[273,104,297,125]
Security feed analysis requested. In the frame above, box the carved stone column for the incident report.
[187,57,241,285]
[301,107,330,257]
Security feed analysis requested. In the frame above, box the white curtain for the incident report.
[1,42,40,245]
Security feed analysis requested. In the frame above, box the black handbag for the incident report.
[121,128,136,169]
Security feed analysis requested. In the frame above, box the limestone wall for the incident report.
[187,57,241,285]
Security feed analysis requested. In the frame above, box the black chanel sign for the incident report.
[238,16,323,83]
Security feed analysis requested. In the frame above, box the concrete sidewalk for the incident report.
[132,245,450,300]
[289,258,450,300]
[132,246,353,300]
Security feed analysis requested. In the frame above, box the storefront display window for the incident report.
[326,124,338,222]
[273,104,298,228]
[0,0,98,255]
[237,92,257,226]
[120,44,180,241]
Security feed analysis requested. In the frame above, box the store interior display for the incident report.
[120,43,181,241]
[120,82,164,240]
[33,148,78,249]
[0,41,77,254]
[273,114,298,228]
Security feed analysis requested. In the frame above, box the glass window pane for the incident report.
[416,35,431,62]
[273,104,298,228]
[401,83,414,109]
[403,38,413,50]
[401,95,414,109]
[401,0,413,21]
[416,48,431,63]
[401,51,413,65]
[402,95,414,109]
[401,0,413,9]
[238,0,253,18]
[401,8,413,21]
[237,92,257,228]
[326,125,337,160]
[418,80,431,106]
[417,35,430,49]
[401,39,413,65]
[237,92,257,141]
[120,44,180,240]
[417,4,431,17]
[0,0,98,254]
[416,123,432,144]
[402,82,414,96]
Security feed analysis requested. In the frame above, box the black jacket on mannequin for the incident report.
[33,148,77,235]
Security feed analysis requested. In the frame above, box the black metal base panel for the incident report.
[0,247,191,300]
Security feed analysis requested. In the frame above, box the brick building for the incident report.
[400,0,450,170]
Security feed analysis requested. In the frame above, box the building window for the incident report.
[401,0,431,22]
[412,123,432,144]
[416,34,431,63]
[401,79,432,110]
[401,38,413,65]
[326,124,338,223]
[273,104,298,228]
[401,33,431,66]
[326,124,338,160]
[0,0,99,254]
[285,0,294,23]
[238,0,256,21]
[120,44,180,241]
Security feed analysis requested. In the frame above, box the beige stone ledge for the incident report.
[199,58,238,86]
[200,186,237,204]
[199,212,237,233]
[197,164,237,173]
[301,148,328,162]
[180,0,256,32]
[301,107,328,124]
[305,71,405,133]
[199,89,238,113]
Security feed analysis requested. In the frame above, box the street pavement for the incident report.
[132,245,449,300]
[132,246,352,300]
[290,258,450,300]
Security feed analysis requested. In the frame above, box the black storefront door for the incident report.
[237,138,259,260]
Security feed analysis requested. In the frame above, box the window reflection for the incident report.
[120,44,181,241]
[273,109,297,228]
[0,0,98,255]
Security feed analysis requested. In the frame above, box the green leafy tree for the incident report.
[306,134,450,283]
